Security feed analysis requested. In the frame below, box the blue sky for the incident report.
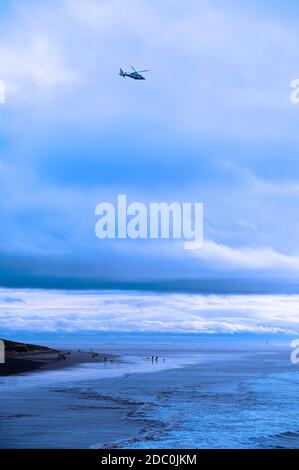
[1,0,299,285]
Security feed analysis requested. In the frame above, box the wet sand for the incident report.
[0,340,118,376]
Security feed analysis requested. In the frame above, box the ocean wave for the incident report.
[255,430,299,449]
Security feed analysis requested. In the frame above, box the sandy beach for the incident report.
[0,339,118,376]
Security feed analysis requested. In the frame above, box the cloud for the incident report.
[0,288,298,335]
[196,241,299,272]
[1,0,298,134]
[1,296,24,304]
[0,32,76,95]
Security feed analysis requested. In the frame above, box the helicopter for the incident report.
[119,66,149,80]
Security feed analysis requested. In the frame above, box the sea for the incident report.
[1,333,299,449]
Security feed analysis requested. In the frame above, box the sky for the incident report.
[1,0,299,285]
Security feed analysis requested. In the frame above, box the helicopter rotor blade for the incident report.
[137,70,149,73]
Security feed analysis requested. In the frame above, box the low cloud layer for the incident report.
[0,288,298,335]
